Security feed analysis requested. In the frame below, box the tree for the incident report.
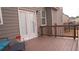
[76,16,79,18]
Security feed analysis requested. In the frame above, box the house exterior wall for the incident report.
[51,8,57,25]
[45,7,52,35]
[51,7,63,25]
[75,18,79,24]
[0,7,63,40]
[63,14,70,24]
[69,17,75,22]
[51,8,58,35]
[51,7,63,36]
[0,7,20,41]
[56,8,64,36]
[39,7,64,36]
[0,7,43,40]
[56,8,63,25]
[70,18,79,24]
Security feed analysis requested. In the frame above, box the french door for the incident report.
[18,10,38,41]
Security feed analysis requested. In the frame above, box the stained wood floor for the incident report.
[25,36,79,51]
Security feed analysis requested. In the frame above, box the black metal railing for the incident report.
[40,25,79,39]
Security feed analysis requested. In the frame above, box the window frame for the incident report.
[41,9,47,26]
[0,8,3,25]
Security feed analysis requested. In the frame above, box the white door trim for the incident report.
[18,9,38,41]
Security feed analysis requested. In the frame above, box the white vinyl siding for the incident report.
[0,8,3,25]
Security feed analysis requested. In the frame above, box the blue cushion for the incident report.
[0,38,10,50]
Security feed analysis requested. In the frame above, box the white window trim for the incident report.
[0,8,3,25]
[41,9,47,26]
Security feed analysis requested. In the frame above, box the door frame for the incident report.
[18,9,38,41]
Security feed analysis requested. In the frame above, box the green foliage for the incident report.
[76,16,79,18]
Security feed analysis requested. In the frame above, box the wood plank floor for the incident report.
[25,36,79,51]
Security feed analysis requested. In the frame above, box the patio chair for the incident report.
[9,41,25,51]
[0,37,10,51]
[8,35,25,51]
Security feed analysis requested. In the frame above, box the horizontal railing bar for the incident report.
[46,35,78,38]
[40,25,79,27]
[53,35,78,38]
[41,34,78,38]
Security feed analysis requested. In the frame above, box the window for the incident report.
[0,8,3,25]
[41,10,47,26]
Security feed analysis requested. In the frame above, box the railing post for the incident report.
[40,26,43,36]
[54,24,57,37]
[73,25,76,40]
[77,26,78,37]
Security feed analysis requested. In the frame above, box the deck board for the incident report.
[25,36,78,51]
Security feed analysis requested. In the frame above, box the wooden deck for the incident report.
[25,36,79,51]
